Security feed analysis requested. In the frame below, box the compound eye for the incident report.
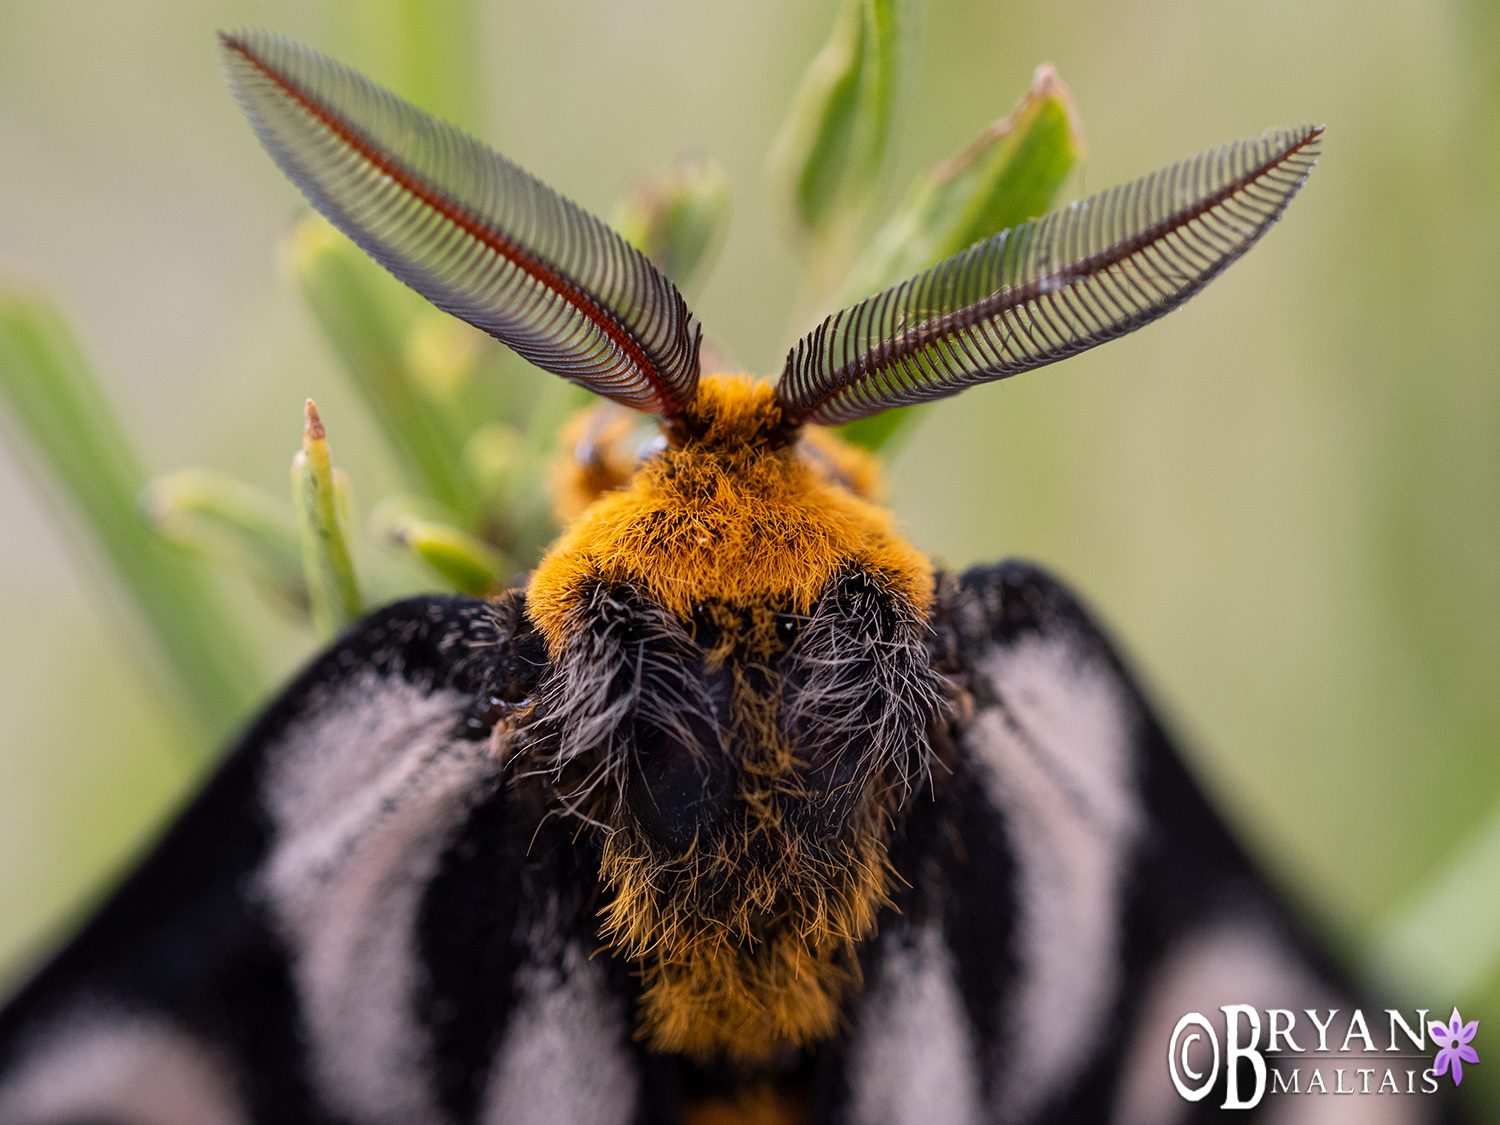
[633,431,667,464]
[625,712,734,853]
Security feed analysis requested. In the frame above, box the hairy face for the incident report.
[515,570,942,1059]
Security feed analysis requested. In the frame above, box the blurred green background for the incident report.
[1,0,1498,1110]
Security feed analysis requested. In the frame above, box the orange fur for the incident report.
[529,375,930,651]
[683,1087,808,1125]
[597,794,895,1059]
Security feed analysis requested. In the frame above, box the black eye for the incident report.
[690,604,725,652]
[625,714,735,853]
[776,614,800,644]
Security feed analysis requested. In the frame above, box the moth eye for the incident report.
[634,431,667,463]
[690,604,724,651]
[776,614,800,645]
[625,714,734,853]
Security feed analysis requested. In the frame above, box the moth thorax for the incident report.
[520,375,943,1058]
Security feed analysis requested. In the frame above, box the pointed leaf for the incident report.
[838,63,1085,311]
[767,0,908,250]
[373,497,510,595]
[292,399,361,637]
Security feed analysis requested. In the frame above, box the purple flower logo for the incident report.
[1430,1008,1480,1087]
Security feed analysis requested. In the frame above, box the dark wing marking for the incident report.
[830,562,1386,1124]
[776,127,1322,425]
[221,30,701,418]
[0,595,582,1125]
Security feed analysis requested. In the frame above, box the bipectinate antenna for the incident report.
[775,126,1322,426]
[221,30,701,418]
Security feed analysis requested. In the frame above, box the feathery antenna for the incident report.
[776,126,1323,426]
[221,30,701,418]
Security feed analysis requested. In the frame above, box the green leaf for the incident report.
[612,155,732,300]
[404,522,505,595]
[373,496,510,595]
[836,64,1085,453]
[403,307,485,403]
[283,216,484,522]
[1368,795,1500,1003]
[321,0,483,133]
[0,286,263,745]
[464,423,525,507]
[767,0,908,254]
[835,407,915,455]
[838,63,1084,305]
[464,422,559,572]
[142,468,309,622]
[292,399,362,638]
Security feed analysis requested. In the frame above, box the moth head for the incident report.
[222,27,1322,1059]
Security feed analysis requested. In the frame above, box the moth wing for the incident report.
[838,562,1379,1124]
[0,595,641,1125]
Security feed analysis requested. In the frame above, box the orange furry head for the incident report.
[521,375,941,1059]
[528,376,926,641]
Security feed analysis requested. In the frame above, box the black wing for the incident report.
[817,562,1412,1124]
[0,595,653,1125]
[0,576,1443,1125]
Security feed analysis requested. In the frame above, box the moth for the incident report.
[0,28,1407,1125]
